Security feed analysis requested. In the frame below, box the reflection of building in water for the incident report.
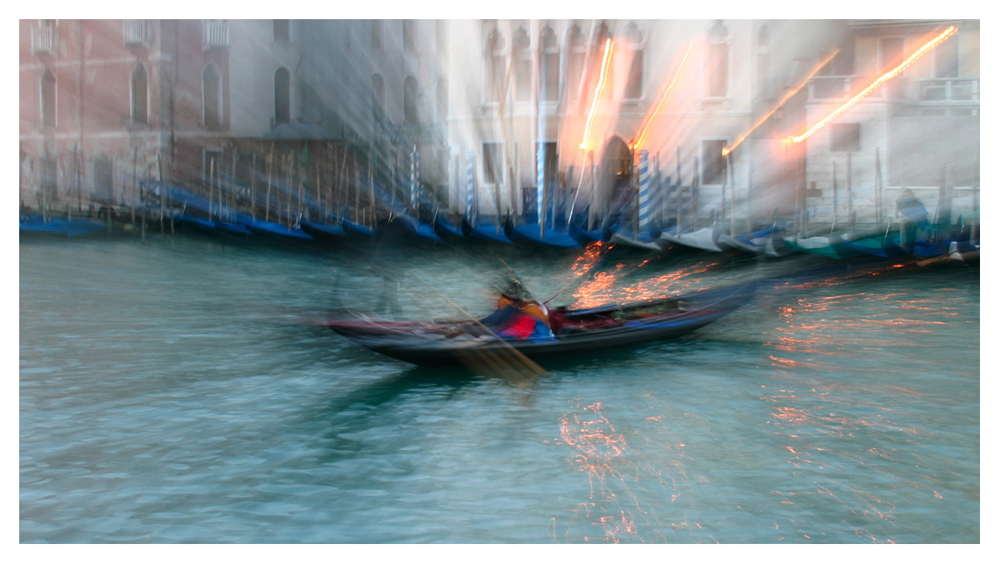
[440,19,979,228]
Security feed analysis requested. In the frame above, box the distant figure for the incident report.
[896,189,928,254]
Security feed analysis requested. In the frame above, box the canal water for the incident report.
[19,233,979,543]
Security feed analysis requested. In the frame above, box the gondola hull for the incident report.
[327,282,754,367]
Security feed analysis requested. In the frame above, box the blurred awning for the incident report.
[262,121,342,141]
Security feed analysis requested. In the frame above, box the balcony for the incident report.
[202,20,229,50]
[123,20,149,47]
[918,78,979,102]
[31,24,54,55]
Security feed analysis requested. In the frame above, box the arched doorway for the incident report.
[599,136,632,216]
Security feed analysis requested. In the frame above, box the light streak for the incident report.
[580,39,614,150]
[632,41,695,150]
[721,49,840,157]
[788,26,957,144]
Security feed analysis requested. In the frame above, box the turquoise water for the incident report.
[19,234,979,543]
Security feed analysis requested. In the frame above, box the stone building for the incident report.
[799,19,980,228]
[438,19,979,230]
[19,19,448,221]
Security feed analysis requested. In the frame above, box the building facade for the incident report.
[801,19,980,227]
[440,19,979,229]
[19,19,448,221]
[20,19,979,230]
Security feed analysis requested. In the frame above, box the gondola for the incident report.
[326,281,755,367]
[19,214,107,238]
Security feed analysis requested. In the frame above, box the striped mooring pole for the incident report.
[536,142,545,229]
[409,145,418,208]
[638,150,651,232]
[466,149,475,218]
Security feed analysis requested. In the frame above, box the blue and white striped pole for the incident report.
[536,142,545,229]
[638,150,651,232]
[466,149,475,219]
[409,145,417,209]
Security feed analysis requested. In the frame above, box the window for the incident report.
[93,157,113,200]
[707,21,728,98]
[202,64,221,128]
[593,23,612,97]
[513,28,530,102]
[436,20,447,55]
[40,157,57,198]
[372,73,385,121]
[701,140,727,185]
[486,29,504,102]
[437,77,448,117]
[403,20,415,52]
[623,23,643,100]
[273,20,289,42]
[540,26,559,102]
[483,142,502,185]
[403,75,418,125]
[131,63,148,124]
[933,35,959,78]
[41,68,55,128]
[756,25,771,99]
[274,68,290,125]
[372,20,382,50]
[877,37,902,97]
[829,123,860,152]
[567,25,584,101]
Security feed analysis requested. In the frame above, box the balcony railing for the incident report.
[918,78,979,102]
[202,20,229,50]
[31,24,54,55]
[123,20,149,46]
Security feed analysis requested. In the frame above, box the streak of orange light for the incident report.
[721,49,840,157]
[580,39,614,150]
[788,26,957,144]
[632,41,695,150]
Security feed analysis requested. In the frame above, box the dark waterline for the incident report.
[20,234,979,543]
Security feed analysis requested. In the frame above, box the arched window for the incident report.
[756,25,771,99]
[372,20,382,50]
[593,22,612,98]
[403,75,418,125]
[437,76,448,118]
[513,28,530,102]
[273,20,289,42]
[372,73,385,122]
[436,20,447,55]
[567,25,584,101]
[540,26,559,102]
[707,20,729,98]
[40,68,55,128]
[202,64,221,128]
[274,68,290,125]
[403,20,415,52]
[623,22,643,100]
[485,28,505,102]
[131,63,148,124]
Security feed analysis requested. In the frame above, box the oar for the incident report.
[916,253,953,267]
[411,272,548,378]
